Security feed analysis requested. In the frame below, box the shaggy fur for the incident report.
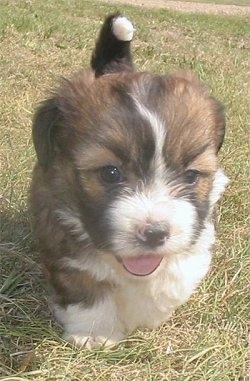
[30,14,228,348]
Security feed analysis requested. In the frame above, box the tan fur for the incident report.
[31,68,227,347]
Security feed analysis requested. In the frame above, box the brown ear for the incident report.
[32,98,60,168]
[173,70,226,152]
[213,99,226,152]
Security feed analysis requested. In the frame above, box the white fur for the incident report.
[53,134,228,349]
[53,166,228,348]
[132,97,166,174]
[132,97,166,154]
[59,255,114,283]
[54,219,214,348]
[108,182,197,258]
[209,169,229,206]
[54,296,124,349]
[112,16,134,42]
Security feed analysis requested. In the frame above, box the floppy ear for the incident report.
[173,70,226,153]
[32,98,60,168]
[91,13,135,77]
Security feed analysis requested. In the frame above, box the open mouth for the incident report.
[121,254,163,276]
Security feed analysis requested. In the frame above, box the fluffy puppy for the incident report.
[30,14,229,348]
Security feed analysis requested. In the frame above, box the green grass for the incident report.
[166,0,250,6]
[0,0,249,380]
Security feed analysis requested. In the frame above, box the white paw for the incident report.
[112,16,134,42]
[64,333,118,349]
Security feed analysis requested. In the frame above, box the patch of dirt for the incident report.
[99,0,250,16]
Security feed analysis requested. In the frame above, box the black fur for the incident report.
[91,13,134,77]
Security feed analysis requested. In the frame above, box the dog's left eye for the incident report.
[184,169,200,185]
[100,166,122,184]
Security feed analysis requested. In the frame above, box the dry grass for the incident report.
[0,0,249,380]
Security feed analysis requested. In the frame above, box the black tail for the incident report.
[91,13,134,77]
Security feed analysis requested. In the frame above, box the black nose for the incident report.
[136,224,168,248]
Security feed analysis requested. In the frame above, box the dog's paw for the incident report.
[112,16,134,42]
[64,333,118,350]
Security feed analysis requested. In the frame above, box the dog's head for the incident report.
[32,15,228,277]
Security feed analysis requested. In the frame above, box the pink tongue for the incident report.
[122,255,163,276]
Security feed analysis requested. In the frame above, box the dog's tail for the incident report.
[91,13,135,77]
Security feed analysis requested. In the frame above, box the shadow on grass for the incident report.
[0,209,61,376]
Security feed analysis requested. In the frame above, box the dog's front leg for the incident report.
[53,297,125,349]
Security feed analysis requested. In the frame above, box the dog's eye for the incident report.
[100,166,122,184]
[184,170,200,185]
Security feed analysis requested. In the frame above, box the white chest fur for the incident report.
[54,221,214,348]
[115,229,213,332]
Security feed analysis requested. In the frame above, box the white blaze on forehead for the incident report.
[132,96,166,170]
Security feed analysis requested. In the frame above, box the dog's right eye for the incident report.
[100,166,122,184]
[184,169,200,185]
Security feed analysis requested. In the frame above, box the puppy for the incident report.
[30,14,229,349]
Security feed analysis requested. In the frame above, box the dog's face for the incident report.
[33,69,227,276]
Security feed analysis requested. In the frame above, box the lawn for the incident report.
[166,0,250,6]
[0,0,249,380]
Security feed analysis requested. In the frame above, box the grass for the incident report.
[166,0,250,6]
[0,0,249,380]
